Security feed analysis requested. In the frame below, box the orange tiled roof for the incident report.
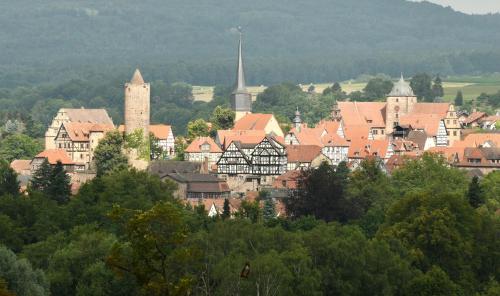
[233,113,274,131]
[399,114,442,136]
[338,102,386,127]
[411,103,450,116]
[286,145,323,163]
[343,125,371,141]
[348,139,390,159]
[453,133,500,148]
[10,160,31,174]
[185,137,222,153]
[427,146,464,162]
[34,149,74,165]
[273,170,304,190]
[464,111,487,124]
[149,124,173,140]
[217,129,266,147]
[63,122,115,141]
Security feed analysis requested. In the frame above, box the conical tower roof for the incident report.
[130,69,145,85]
[388,73,414,97]
[233,29,248,94]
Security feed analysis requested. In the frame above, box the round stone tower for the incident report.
[124,69,150,169]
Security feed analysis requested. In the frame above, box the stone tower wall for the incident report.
[385,96,417,135]
[124,82,150,138]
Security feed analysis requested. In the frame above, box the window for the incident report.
[59,143,62,148]
[373,130,378,135]
[395,113,399,119]
[80,154,83,159]
[453,131,457,136]
[396,98,399,102]
[381,130,385,135]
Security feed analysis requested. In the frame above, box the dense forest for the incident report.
[1,0,500,87]
[0,154,498,295]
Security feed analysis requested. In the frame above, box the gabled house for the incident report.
[286,145,331,170]
[31,149,80,173]
[54,122,114,169]
[184,137,223,168]
[233,113,284,137]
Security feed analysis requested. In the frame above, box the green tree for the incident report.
[307,84,315,93]
[221,198,230,220]
[363,77,394,101]
[149,132,164,160]
[407,266,462,296]
[0,161,19,196]
[93,130,128,176]
[455,90,464,106]
[210,106,235,130]
[239,200,261,223]
[467,176,483,208]
[410,73,433,102]
[332,82,342,93]
[263,199,276,221]
[431,74,444,99]
[47,161,71,204]
[174,137,188,161]
[0,134,42,162]
[0,245,49,296]
[30,159,52,193]
[186,119,210,142]
[481,171,500,214]
[285,162,352,222]
[107,202,198,296]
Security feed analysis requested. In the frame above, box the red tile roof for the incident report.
[149,124,173,140]
[273,170,304,190]
[185,137,222,153]
[63,122,114,141]
[286,145,323,163]
[233,113,274,131]
[464,111,487,124]
[10,160,31,174]
[348,139,390,159]
[217,130,266,147]
[399,114,442,136]
[453,133,500,148]
[34,149,74,165]
[338,102,386,127]
[411,103,450,116]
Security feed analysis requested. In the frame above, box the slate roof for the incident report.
[148,160,202,178]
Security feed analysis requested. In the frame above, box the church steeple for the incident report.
[234,29,247,93]
[293,107,302,130]
[231,27,252,121]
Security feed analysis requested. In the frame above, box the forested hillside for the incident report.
[1,0,500,86]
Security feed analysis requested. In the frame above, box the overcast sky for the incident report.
[415,0,500,14]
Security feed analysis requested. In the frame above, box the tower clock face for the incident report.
[394,106,400,112]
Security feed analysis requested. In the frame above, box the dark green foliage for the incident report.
[0,134,42,163]
[467,176,484,208]
[263,199,276,221]
[30,159,52,193]
[455,90,464,106]
[93,130,128,176]
[411,73,434,102]
[221,198,230,220]
[47,161,71,204]
[407,266,462,296]
[0,161,19,197]
[363,77,394,101]
[285,162,352,222]
[1,1,500,87]
[210,106,235,131]
[432,74,444,99]
[0,244,49,296]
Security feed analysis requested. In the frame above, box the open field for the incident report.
[193,75,500,102]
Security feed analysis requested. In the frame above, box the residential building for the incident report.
[184,137,223,168]
[54,122,114,169]
[233,113,284,137]
[163,173,230,199]
[30,149,81,173]
[286,145,331,170]
[45,108,114,150]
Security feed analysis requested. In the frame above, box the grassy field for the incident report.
[193,75,500,102]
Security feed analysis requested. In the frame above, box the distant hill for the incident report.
[1,0,500,86]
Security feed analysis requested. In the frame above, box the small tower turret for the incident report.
[293,107,302,131]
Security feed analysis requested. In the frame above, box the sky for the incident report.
[416,0,500,14]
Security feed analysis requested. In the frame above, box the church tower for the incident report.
[385,74,417,135]
[124,69,150,170]
[231,30,252,122]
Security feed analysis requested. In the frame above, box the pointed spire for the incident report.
[234,27,247,93]
[130,69,145,85]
